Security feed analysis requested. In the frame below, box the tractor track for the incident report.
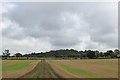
[15,60,63,80]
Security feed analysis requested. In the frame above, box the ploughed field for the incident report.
[2,59,118,79]
[48,59,118,78]
[2,60,40,78]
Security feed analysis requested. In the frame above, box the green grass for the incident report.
[31,60,53,78]
[2,61,31,72]
[60,63,102,78]
[33,60,39,62]
[48,60,102,78]
[47,60,54,63]
[31,61,43,78]
[31,67,40,78]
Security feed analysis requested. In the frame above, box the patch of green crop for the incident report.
[31,60,54,78]
[60,64,102,78]
[33,60,39,62]
[47,60,54,63]
[2,61,31,72]
[47,64,52,73]
[31,61,43,78]
[31,67,40,78]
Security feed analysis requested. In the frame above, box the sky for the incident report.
[0,2,118,55]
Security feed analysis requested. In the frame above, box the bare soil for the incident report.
[2,60,39,78]
[51,59,118,78]
[48,61,77,78]
[2,59,118,79]
[21,60,62,79]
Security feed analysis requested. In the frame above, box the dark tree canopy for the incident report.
[15,53,23,57]
[2,50,10,59]
[2,49,120,59]
[23,49,120,59]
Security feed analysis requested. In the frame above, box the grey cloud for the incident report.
[2,21,26,40]
[2,2,118,52]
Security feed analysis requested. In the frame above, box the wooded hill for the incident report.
[23,49,120,59]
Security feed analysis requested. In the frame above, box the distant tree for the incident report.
[3,50,10,59]
[114,49,120,55]
[15,53,22,59]
[80,51,87,59]
[110,49,120,58]
[87,50,95,59]
[110,53,116,58]
[22,49,119,59]
[99,52,104,57]
[15,53,22,57]
[95,50,100,57]
[104,50,114,58]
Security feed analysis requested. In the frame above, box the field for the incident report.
[2,60,39,78]
[2,59,118,79]
[48,59,118,78]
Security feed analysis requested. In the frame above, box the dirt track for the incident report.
[20,60,61,79]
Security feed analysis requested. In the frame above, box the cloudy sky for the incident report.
[1,2,118,55]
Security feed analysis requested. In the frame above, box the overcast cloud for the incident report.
[1,2,118,55]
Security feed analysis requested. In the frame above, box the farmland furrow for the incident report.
[19,61,40,78]
[19,60,62,79]
[2,61,31,72]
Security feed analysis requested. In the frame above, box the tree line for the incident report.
[2,49,120,59]
[24,49,120,59]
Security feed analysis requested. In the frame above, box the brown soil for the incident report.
[48,61,77,78]
[2,59,118,79]
[20,61,41,78]
[2,60,26,67]
[20,60,62,79]
[2,60,39,78]
[51,59,118,78]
